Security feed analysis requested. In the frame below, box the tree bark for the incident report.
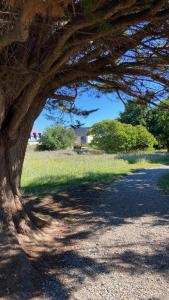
[0,90,47,236]
[0,126,32,235]
[0,96,48,297]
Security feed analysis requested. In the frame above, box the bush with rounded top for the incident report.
[134,125,157,150]
[39,126,75,150]
[89,120,157,153]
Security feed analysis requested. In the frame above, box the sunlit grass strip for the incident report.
[22,153,131,195]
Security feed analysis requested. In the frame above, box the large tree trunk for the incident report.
[0,127,43,298]
[0,127,31,235]
[0,96,48,298]
[0,89,46,235]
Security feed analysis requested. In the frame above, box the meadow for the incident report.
[21,149,169,196]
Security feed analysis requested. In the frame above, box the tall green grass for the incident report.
[22,152,130,194]
[117,152,169,165]
[21,150,169,195]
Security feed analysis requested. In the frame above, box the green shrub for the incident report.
[89,120,127,153]
[39,126,75,151]
[134,125,157,150]
[89,120,157,153]
[119,98,169,151]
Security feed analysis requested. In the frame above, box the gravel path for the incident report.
[23,167,169,300]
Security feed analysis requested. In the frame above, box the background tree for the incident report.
[147,99,169,150]
[119,99,169,150]
[134,125,157,150]
[39,126,75,151]
[119,100,148,126]
[0,0,168,237]
[89,120,130,153]
[89,120,156,153]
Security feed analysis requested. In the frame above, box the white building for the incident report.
[28,127,93,146]
[74,127,93,145]
[29,128,42,144]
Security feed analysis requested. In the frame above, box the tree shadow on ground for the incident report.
[105,242,169,275]
[2,168,169,299]
[24,172,132,232]
[24,168,169,232]
[0,237,110,299]
[23,169,169,294]
[0,229,54,300]
[1,230,105,299]
[32,250,109,300]
[0,251,70,300]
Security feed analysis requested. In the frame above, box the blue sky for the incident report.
[34,91,125,131]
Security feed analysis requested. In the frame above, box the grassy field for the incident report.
[21,149,169,196]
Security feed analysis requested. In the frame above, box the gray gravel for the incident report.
[41,167,169,300]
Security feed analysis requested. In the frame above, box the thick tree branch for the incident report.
[0,20,29,51]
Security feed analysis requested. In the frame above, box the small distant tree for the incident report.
[39,126,75,150]
[90,120,156,153]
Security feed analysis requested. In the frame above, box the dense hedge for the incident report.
[89,120,157,153]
